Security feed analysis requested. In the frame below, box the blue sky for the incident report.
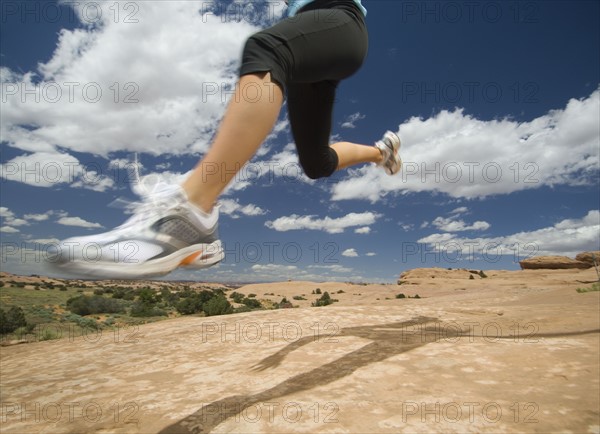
[1,0,599,283]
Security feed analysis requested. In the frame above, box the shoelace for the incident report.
[112,157,185,230]
[119,182,184,229]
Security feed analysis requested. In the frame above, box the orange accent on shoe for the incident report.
[180,251,202,266]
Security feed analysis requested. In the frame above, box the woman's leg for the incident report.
[331,141,383,170]
[182,72,284,213]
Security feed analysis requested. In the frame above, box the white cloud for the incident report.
[0,152,82,187]
[331,89,600,202]
[265,212,381,234]
[354,226,371,234]
[219,199,266,219]
[23,213,50,222]
[342,248,359,257]
[450,207,469,215]
[432,216,491,232]
[251,264,298,273]
[0,226,20,233]
[29,238,61,245]
[0,207,29,228]
[308,264,354,273]
[366,252,377,257]
[417,210,600,259]
[70,170,115,192]
[57,216,103,229]
[341,112,366,129]
[1,1,273,157]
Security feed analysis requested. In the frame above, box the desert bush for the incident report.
[293,295,306,300]
[0,306,28,334]
[229,292,244,304]
[67,295,125,316]
[203,295,233,316]
[396,293,406,299]
[576,282,600,293]
[176,297,203,315]
[234,305,252,314]
[65,313,100,330]
[93,288,105,295]
[276,297,294,309]
[479,271,488,278]
[242,297,261,309]
[130,301,167,317]
[137,288,158,304]
[312,292,337,307]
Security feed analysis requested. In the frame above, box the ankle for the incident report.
[181,184,213,215]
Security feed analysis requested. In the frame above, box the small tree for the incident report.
[312,292,337,307]
[0,306,27,334]
[203,295,233,316]
[242,297,261,309]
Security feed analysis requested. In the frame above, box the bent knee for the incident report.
[299,149,339,180]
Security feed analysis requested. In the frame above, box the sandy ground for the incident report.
[0,268,599,433]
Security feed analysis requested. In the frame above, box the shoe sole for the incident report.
[50,240,224,279]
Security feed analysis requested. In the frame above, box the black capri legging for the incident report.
[240,0,369,179]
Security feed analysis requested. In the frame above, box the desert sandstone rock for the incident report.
[575,251,600,267]
[0,268,599,434]
[519,255,591,270]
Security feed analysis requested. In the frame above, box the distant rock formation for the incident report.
[398,268,485,284]
[519,255,592,270]
[575,251,600,267]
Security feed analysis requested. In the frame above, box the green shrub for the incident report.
[137,288,158,304]
[67,295,125,316]
[130,301,167,317]
[315,288,322,294]
[176,297,204,315]
[293,295,306,300]
[93,288,105,295]
[176,290,228,315]
[160,288,178,305]
[396,293,406,299]
[576,282,600,293]
[64,314,100,330]
[312,292,337,307]
[203,295,233,316]
[247,293,257,298]
[112,288,134,300]
[478,270,488,278]
[0,306,28,334]
[277,297,294,309]
[229,292,244,304]
[242,298,261,309]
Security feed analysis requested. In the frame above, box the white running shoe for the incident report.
[48,182,224,279]
[375,130,402,175]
